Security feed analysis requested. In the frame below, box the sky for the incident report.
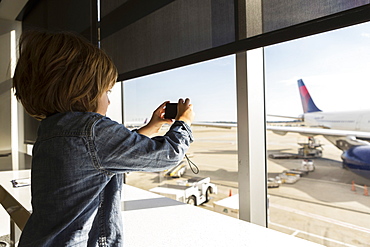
[107,21,370,123]
[120,55,236,123]
[264,21,370,119]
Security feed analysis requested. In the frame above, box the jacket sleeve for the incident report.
[92,117,193,174]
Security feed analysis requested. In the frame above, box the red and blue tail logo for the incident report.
[298,79,321,113]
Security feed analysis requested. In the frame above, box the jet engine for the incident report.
[341,145,370,180]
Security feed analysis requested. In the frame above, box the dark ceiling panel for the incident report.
[19,0,97,43]
[100,0,175,39]
[262,0,370,33]
[100,0,235,79]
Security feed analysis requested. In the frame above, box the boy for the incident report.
[13,30,194,246]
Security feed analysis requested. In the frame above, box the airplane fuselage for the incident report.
[292,79,370,180]
[304,110,370,132]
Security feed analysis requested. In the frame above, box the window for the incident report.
[108,55,238,209]
[265,21,370,246]
[105,20,370,246]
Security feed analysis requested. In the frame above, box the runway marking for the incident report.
[270,203,370,234]
[269,192,370,215]
[269,222,358,247]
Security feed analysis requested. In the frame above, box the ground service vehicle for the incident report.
[267,178,281,188]
[149,177,217,206]
[301,159,315,171]
[278,172,300,184]
[164,160,187,178]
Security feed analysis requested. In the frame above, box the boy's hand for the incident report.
[175,98,194,126]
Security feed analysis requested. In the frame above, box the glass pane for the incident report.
[122,55,239,211]
[265,21,370,246]
[106,82,123,124]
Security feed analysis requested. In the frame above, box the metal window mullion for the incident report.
[236,48,266,227]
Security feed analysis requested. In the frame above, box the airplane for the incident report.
[268,79,370,180]
[194,79,370,180]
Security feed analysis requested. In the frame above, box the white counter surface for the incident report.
[0,170,321,246]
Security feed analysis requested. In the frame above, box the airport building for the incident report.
[1,1,370,246]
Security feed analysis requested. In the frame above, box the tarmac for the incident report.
[127,126,370,247]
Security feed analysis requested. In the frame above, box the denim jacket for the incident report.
[19,112,193,247]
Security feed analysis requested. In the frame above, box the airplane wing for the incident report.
[267,125,370,139]
[192,122,370,140]
[192,122,370,151]
[267,114,303,120]
[267,125,370,151]
[193,123,370,138]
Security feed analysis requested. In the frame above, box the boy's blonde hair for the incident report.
[13,30,118,120]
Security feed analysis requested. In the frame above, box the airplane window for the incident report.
[119,55,238,209]
[265,21,370,246]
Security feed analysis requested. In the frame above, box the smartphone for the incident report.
[164,103,178,119]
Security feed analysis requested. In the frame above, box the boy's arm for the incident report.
[94,118,193,173]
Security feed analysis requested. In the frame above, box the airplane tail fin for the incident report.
[298,79,321,113]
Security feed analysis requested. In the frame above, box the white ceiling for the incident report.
[0,0,28,21]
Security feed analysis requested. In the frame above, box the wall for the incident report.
[0,18,29,170]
